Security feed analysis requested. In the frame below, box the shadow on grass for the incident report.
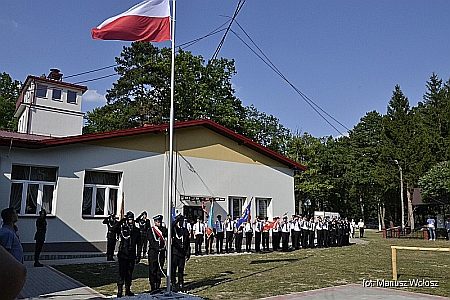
[187,256,305,293]
[250,258,300,264]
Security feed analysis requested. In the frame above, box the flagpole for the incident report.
[166,0,176,294]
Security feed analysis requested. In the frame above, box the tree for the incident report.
[347,111,386,226]
[418,161,450,203]
[0,72,20,131]
[85,42,290,153]
[85,43,246,133]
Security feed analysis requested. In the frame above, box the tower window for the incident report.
[36,84,48,98]
[52,88,62,101]
[67,91,77,104]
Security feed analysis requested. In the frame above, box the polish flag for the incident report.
[92,0,170,42]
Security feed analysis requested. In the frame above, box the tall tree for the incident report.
[85,42,290,153]
[0,72,20,131]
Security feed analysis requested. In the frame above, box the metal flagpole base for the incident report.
[116,291,203,299]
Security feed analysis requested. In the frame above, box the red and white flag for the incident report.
[92,0,170,42]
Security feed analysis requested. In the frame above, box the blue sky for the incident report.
[1,0,449,137]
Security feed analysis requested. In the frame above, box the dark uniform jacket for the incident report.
[136,216,151,236]
[34,217,47,241]
[113,220,141,260]
[172,226,191,258]
[103,216,119,240]
[147,225,167,256]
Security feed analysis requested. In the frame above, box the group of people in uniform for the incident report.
[103,211,190,297]
[102,211,355,297]
[191,214,355,255]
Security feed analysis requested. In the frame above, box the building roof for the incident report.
[0,119,306,170]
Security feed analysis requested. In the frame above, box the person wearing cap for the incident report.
[234,217,244,253]
[262,217,270,251]
[171,215,191,291]
[192,217,205,255]
[244,220,253,252]
[147,214,167,292]
[272,217,281,251]
[224,214,235,253]
[103,213,119,261]
[253,217,263,252]
[281,215,290,251]
[135,211,150,262]
[291,215,301,250]
[113,211,141,297]
[34,209,47,267]
[214,215,224,254]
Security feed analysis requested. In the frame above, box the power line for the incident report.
[211,0,246,61]
[63,64,118,80]
[225,19,350,135]
[60,20,232,84]
[73,73,118,85]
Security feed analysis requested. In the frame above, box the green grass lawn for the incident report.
[54,231,450,299]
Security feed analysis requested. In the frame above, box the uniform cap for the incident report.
[153,214,163,221]
[126,211,134,219]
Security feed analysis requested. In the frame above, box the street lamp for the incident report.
[394,159,404,230]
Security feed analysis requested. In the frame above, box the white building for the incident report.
[0,72,305,252]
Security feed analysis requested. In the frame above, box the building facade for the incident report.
[0,73,304,252]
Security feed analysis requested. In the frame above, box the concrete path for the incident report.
[261,284,449,300]
[19,263,105,299]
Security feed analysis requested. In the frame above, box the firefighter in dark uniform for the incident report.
[103,213,119,261]
[147,214,167,292]
[135,211,150,262]
[235,218,244,253]
[113,211,141,297]
[34,209,47,267]
[171,215,191,291]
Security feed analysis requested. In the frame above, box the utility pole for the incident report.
[394,160,404,230]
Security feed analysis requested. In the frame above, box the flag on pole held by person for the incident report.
[206,200,214,236]
[91,0,171,42]
[236,200,252,228]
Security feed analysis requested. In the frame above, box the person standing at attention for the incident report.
[34,209,47,267]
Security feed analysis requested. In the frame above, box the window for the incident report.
[52,88,62,101]
[82,171,121,217]
[36,84,48,98]
[256,198,271,218]
[228,196,245,219]
[9,165,58,216]
[67,90,77,104]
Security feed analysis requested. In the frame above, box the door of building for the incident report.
[184,206,204,224]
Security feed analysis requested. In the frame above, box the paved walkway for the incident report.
[19,262,106,299]
[261,284,449,300]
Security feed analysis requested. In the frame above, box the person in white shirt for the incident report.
[244,221,253,252]
[224,215,235,253]
[272,217,281,251]
[350,219,356,238]
[192,217,205,255]
[281,216,290,251]
[214,215,224,254]
[426,216,436,241]
[254,217,263,252]
[358,219,365,238]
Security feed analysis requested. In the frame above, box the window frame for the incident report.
[35,84,48,98]
[67,90,77,104]
[82,170,121,218]
[256,197,272,219]
[52,88,62,101]
[10,165,58,216]
[228,196,246,219]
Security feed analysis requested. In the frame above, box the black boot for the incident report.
[125,285,134,296]
[117,285,123,298]
[150,282,156,291]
